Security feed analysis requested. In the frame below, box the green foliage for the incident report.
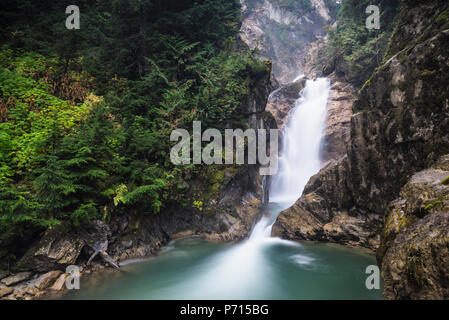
[435,8,449,31]
[0,51,92,174]
[442,176,449,185]
[323,0,400,87]
[0,0,269,263]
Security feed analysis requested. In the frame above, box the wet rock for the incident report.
[378,155,449,299]
[1,272,33,286]
[171,231,194,240]
[13,287,39,300]
[34,271,63,290]
[381,212,449,299]
[16,223,84,272]
[272,157,382,249]
[0,287,14,298]
[266,78,307,130]
[49,274,68,291]
[321,77,355,163]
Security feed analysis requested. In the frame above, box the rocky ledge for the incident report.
[0,194,262,300]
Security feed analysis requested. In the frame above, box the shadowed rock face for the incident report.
[273,0,449,298]
[240,0,332,83]
[379,155,449,299]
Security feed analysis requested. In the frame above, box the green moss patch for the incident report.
[442,176,449,185]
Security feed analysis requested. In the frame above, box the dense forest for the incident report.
[0,0,270,266]
[322,0,400,86]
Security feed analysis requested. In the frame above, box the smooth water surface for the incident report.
[65,230,380,299]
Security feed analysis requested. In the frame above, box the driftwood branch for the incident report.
[79,223,120,270]
[83,240,120,270]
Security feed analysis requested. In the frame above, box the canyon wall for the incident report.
[273,0,449,299]
[240,0,333,83]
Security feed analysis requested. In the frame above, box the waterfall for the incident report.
[144,78,331,298]
[249,78,331,239]
[67,77,381,300]
[269,78,330,206]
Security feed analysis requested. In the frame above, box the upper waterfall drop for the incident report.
[269,78,330,206]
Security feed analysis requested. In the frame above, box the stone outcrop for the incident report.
[379,155,449,299]
[34,271,62,290]
[272,156,382,249]
[0,287,14,298]
[273,0,449,298]
[15,223,85,272]
[1,272,33,286]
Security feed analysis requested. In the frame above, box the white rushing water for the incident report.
[246,77,330,244]
[269,78,330,206]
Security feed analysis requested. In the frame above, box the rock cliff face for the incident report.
[321,76,355,163]
[273,0,449,299]
[379,155,449,299]
[240,0,332,83]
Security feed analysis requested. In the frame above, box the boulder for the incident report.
[16,223,84,272]
[379,155,449,299]
[49,274,68,291]
[34,271,63,290]
[0,287,14,298]
[1,272,33,286]
[12,287,39,300]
